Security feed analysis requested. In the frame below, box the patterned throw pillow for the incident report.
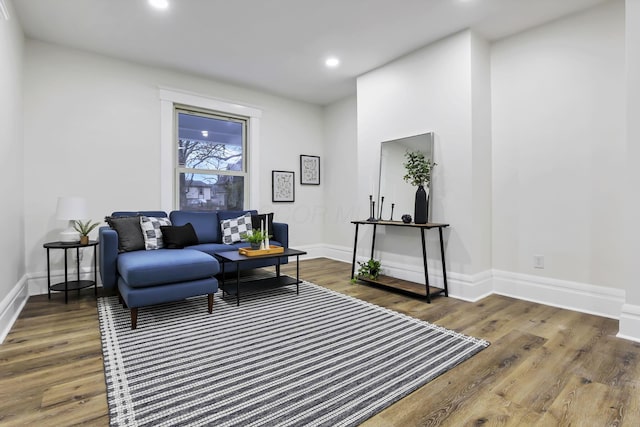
[140,216,172,250]
[221,213,253,244]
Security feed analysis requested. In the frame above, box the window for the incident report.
[160,88,262,212]
[175,108,247,211]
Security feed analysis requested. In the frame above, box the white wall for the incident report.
[491,0,625,289]
[322,95,359,256]
[23,40,324,289]
[356,30,492,291]
[0,0,26,342]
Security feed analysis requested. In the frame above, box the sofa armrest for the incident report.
[99,226,119,290]
[272,222,288,248]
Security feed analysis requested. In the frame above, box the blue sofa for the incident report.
[99,210,289,329]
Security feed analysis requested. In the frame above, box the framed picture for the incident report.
[300,155,320,185]
[272,170,295,202]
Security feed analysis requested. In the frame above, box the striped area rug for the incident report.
[98,281,489,426]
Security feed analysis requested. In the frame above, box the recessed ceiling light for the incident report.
[325,57,340,68]
[148,0,169,10]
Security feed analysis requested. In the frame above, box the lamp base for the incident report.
[60,228,80,243]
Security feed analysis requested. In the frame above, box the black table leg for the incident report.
[93,245,97,296]
[76,247,81,298]
[351,223,359,279]
[46,248,51,300]
[421,227,431,303]
[236,263,240,306]
[370,223,378,260]
[220,259,226,297]
[64,248,68,304]
[439,227,449,297]
[296,255,300,295]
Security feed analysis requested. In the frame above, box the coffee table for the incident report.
[215,247,307,306]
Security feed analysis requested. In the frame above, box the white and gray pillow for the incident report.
[140,216,172,250]
[221,213,253,244]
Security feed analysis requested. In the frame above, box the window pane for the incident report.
[178,173,244,211]
[177,113,244,172]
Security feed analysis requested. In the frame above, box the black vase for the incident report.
[414,185,428,224]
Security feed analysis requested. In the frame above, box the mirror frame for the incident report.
[377,132,435,222]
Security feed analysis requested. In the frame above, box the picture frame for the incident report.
[272,170,295,202]
[300,155,320,185]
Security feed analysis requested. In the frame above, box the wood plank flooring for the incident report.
[1,258,639,426]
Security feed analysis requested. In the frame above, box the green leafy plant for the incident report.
[402,150,435,187]
[356,258,381,280]
[246,229,266,244]
[73,220,100,237]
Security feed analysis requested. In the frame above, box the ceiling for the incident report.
[13,0,608,106]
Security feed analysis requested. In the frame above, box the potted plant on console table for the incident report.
[403,150,435,224]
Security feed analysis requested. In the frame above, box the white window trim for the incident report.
[159,87,262,212]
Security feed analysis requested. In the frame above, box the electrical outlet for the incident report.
[533,255,544,269]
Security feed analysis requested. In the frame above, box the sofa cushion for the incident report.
[140,216,172,250]
[170,211,220,243]
[105,215,145,252]
[117,249,219,288]
[161,223,199,249]
[221,213,253,244]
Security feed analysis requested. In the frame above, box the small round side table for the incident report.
[43,240,99,303]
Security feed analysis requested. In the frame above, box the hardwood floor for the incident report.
[1,258,639,426]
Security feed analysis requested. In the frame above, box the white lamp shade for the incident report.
[56,196,88,220]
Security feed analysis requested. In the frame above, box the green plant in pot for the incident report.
[403,150,435,224]
[246,229,267,250]
[73,220,101,245]
[356,258,381,281]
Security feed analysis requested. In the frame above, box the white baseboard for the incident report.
[618,304,640,342]
[297,245,628,324]
[9,243,637,343]
[0,275,29,344]
[493,269,624,320]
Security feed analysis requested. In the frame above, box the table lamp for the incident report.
[56,196,88,243]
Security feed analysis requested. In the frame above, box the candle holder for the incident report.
[378,196,385,221]
[367,195,377,222]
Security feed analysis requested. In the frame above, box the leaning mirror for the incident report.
[377,132,434,223]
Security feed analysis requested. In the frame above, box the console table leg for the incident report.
[351,223,359,279]
[439,227,449,297]
[370,223,378,260]
[421,228,431,303]
[46,248,51,300]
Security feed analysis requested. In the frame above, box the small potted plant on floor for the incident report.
[246,229,266,250]
[356,258,381,281]
[73,220,101,245]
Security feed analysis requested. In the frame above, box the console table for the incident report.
[350,220,449,302]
